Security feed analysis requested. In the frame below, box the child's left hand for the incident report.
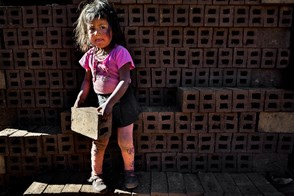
[97,102,113,121]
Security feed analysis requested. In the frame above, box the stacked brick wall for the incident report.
[0,0,294,187]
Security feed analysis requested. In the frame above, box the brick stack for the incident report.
[0,0,294,189]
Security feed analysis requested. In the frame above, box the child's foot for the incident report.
[88,175,108,193]
[124,170,139,189]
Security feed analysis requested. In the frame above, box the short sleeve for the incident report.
[114,46,135,70]
[79,49,94,71]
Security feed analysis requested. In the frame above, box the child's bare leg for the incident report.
[117,123,135,171]
[91,138,109,176]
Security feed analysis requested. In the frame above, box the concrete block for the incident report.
[71,107,111,140]
[259,112,294,133]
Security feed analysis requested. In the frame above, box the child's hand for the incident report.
[97,102,113,121]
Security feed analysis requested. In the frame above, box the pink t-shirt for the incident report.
[79,45,135,94]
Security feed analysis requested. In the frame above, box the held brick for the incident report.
[71,107,112,140]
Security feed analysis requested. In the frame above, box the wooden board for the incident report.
[167,172,186,196]
[183,173,204,196]
[197,172,223,195]
[230,173,262,196]
[133,172,151,196]
[214,173,242,196]
[151,172,168,196]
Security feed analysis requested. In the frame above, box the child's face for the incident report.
[88,18,113,50]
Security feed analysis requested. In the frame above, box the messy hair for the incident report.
[74,0,126,52]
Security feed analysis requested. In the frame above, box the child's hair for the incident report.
[74,0,126,52]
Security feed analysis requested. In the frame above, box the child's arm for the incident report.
[74,70,92,107]
[98,63,131,119]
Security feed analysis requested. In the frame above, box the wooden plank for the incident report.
[183,173,204,196]
[61,172,86,195]
[43,184,65,194]
[197,172,223,195]
[0,128,18,136]
[230,173,262,196]
[151,172,168,196]
[167,172,186,196]
[214,173,242,196]
[133,172,151,196]
[246,173,284,196]
[23,174,52,195]
[80,184,98,194]
[23,181,48,196]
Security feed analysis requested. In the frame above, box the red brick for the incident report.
[129,5,143,26]
[22,6,38,27]
[219,6,234,26]
[189,5,204,26]
[144,4,159,26]
[174,5,189,26]
[159,5,174,26]
[175,112,191,133]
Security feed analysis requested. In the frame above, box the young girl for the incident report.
[73,0,139,192]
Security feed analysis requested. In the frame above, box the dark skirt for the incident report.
[97,86,140,129]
